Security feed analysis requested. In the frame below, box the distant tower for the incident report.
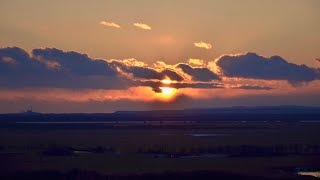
[28,106,33,113]
[26,106,33,113]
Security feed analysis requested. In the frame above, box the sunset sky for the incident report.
[1,0,320,113]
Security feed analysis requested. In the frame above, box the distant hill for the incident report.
[114,105,320,115]
[0,106,319,123]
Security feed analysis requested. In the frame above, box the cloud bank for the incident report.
[216,52,320,85]
[1,47,320,112]
[1,47,319,94]
[0,47,222,90]
[0,47,127,89]
[176,63,220,82]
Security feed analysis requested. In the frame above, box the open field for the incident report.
[0,119,320,179]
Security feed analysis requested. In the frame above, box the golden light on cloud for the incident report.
[133,23,152,30]
[188,58,205,66]
[161,78,172,85]
[208,60,221,74]
[194,41,212,50]
[99,21,121,28]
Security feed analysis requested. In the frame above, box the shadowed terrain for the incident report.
[0,107,319,179]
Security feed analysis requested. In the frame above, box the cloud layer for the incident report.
[0,47,127,89]
[0,47,221,90]
[1,47,320,112]
[1,47,319,92]
[216,52,320,85]
[176,63,220,82]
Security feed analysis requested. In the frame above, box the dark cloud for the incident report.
[173,82,222,89]
[235,85,273,90]
[160,69,184,81]
[0,47,46,73]
[216,53,320,85]
[0,47,128,89]
[0,47,211,90]
[0,47,57,87]
[176,63,220,81]
[136,80,223,93]
[2,47,318,92]
[32,48,117,76]
[109,61,158,79]
[110,61,184,81]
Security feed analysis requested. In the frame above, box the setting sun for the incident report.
[157,77,177,99]
[160,87,175,96]
[1,1,320,179]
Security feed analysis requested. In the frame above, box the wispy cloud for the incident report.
[194,41,212,50]
[133,23,151,30]
[99,21,121,28]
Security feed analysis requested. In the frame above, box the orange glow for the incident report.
[161,79,171,85]
[160,87,175,96]
[157,87,177,101]
[157,77,177,100]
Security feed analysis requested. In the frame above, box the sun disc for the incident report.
[160,87,175,96]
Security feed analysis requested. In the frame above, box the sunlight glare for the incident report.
[160,87,175,96]
[161,79,171,85]
[156,77,177,100]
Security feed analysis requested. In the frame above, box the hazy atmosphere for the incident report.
[1,1,320,180]
[1,0,320,112]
